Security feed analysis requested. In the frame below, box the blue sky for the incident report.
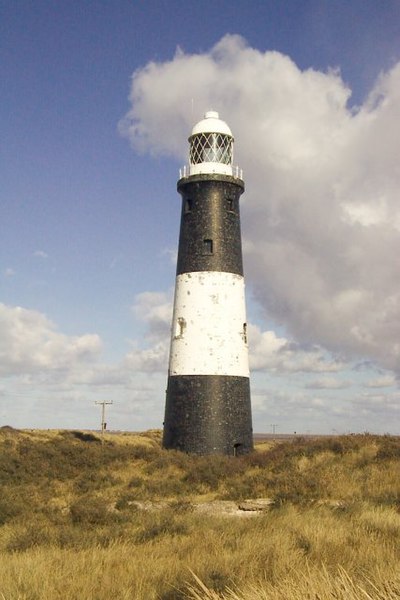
[1,0,400,433]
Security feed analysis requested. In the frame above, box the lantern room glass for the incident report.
[190,133,233,166]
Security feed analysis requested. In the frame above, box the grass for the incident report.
[0,427,399,598]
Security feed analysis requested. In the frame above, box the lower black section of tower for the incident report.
[163,375,253,455]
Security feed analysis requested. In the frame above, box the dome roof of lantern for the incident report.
[190,111,233,138]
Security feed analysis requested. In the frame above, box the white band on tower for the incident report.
[169,271,249,377]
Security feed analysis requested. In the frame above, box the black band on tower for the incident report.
[164,375,253,455]
[176,174,245,276]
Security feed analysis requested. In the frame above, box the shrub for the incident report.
[183,455,244,491]
[6,523,53,552]
[74,472,120,493]
[128,476,145,489]
[144,475,188,498]
[67,431,100,443]
[145,449,191,474]
[69,496,111,526]
[127,444,161,461]
[115,492,140,511]
[375,437,400,460]
[168,498,193,513]
[134,512,189,543]
[0,489,28,524]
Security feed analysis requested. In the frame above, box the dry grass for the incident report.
[0,428,399,599]
[186,566,400,600]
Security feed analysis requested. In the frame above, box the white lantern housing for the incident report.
[188,111,233,176]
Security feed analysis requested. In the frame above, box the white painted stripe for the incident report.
[189,162,232,176]
[168,271,250,377]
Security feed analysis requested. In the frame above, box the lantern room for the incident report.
[188,110,234,176]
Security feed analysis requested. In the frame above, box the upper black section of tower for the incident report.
[176,174,245,276]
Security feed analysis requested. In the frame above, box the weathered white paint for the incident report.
[189,161,232,176]
[191,111,232,136]
[168,271,249,377]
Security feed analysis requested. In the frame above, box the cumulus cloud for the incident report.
[365,375,396,388]
[132,291,172,341]
[120,34,400,376]
[249,324,344,373]
[0,303,102,376]
[305,377,352,390]
[125,291,172,372]
[0,294,395,430]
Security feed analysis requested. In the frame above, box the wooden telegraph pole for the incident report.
[95,400,113,443]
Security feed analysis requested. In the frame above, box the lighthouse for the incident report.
[163,111,253,455]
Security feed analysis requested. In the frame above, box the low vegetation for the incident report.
[0,426,399,599]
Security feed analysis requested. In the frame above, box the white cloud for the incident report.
[4,268,15,277]
[124,291,173,373]
[124,342,169,374]
[121,34,400,376]
[0,303,102,376]
[0,301,168,429]
[0,296,396,432]
[365,375,396,388]
[33,250,48,259]
[248,324,344,373]
[132,290,172,341]
[305,377,352,390]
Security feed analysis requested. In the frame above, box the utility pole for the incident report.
[95,401,113,443]
[271,424,278,437]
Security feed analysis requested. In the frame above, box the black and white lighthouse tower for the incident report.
[163,111,253,455]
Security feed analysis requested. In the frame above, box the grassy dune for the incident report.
[0,428,399,599]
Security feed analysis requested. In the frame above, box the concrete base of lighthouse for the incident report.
[163,375,253,455]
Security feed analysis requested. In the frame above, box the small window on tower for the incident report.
[203,239,213,255]
[243,323,248,344]
[184,198,192,213]
[227,198,235,212]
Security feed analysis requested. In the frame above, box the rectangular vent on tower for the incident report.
[174,317,186,338]
[184,198,192,213]
[203,239,213,255]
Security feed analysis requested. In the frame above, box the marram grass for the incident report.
[0,428,399,599]
[186,566,400,600]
